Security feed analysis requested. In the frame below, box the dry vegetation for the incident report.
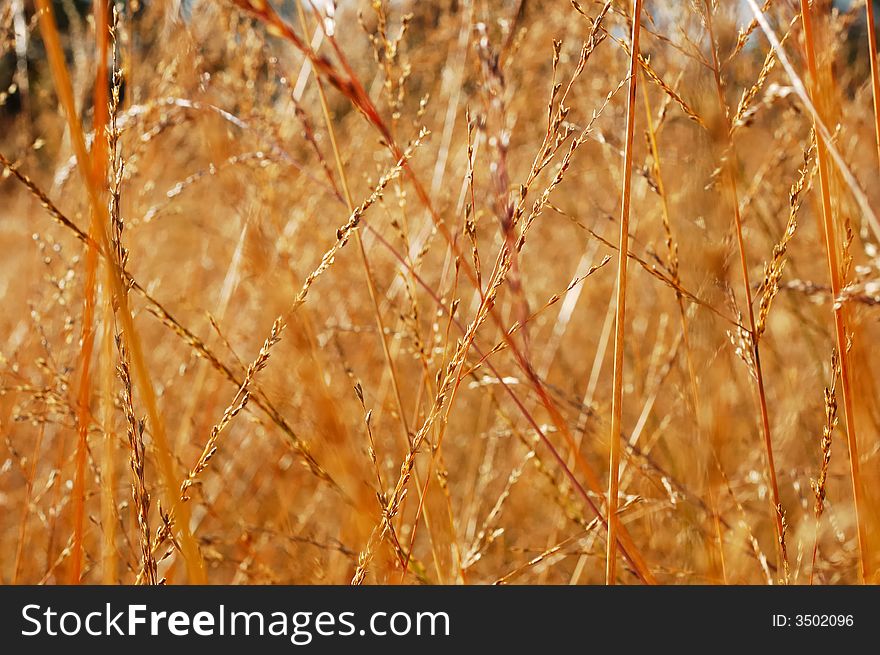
[0,0,879,585]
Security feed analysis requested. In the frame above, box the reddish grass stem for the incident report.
[35,0,207,583]
[68,0,110,586]
[867,0,880,170]
[606,0,643,586]
[799,0,869,583]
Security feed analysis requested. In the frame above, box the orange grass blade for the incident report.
[606,0,644,586]
[67,0,111,585]
[35,0,207,583]
[867,0,880,170]
[92,0,119,587]
[798,0,869,583]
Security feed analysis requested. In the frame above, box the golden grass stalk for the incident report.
[798,0,869,583]
[66,0,110,585]
[98,295,117,584]
[867,0,880,169]
[606,0,643,586]
[35,0,207,583]
[68,219,97,583]
[96,0,118,587]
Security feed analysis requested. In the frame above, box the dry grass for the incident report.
[607,0,643,586]
[0,0,879,585]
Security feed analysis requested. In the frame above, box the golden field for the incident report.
[1,0,879,585]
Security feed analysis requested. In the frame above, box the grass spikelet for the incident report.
[116,336,157,586]
[756,133,816,339]
[181,317,285,503]
[810,348,840,584]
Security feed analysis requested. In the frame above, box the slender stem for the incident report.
[35,0,206,583]
[93,0,119,587]
[68,0,111,584]
[607,0,643,586]
[866,0,880,170]
[799,0,868,583]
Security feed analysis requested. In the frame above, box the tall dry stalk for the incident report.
[866,0,880,169]
[798,0,869,583]
[98,3,119,584]
[34,0,207,583]
[67,0,110,584]
[606,0,643,586]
